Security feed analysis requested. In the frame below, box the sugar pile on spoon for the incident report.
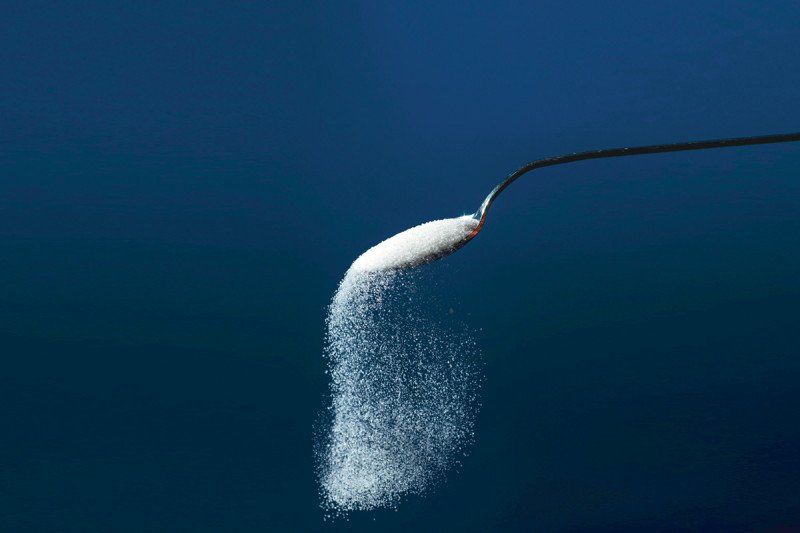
[318,216,481,513]
[350,215,479,272]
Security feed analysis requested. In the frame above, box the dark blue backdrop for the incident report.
[2,2,800,531]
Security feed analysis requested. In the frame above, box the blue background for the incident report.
[3,2,800,531]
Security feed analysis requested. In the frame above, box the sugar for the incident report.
[317,216,481,514]
[351,216,479,272]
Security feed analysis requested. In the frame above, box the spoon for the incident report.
[354,132,800,272]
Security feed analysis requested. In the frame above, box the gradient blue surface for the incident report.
[2,2,800,531]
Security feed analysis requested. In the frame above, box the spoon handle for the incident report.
[474,131,800,229]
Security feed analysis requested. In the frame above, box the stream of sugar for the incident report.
[318,216,481,513]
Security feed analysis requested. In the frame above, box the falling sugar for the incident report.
[318,216,482,513]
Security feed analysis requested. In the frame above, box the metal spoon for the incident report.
[356,132,800,271]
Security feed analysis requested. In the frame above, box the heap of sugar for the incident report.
[317,216,481,514]
[351,215,479,271]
